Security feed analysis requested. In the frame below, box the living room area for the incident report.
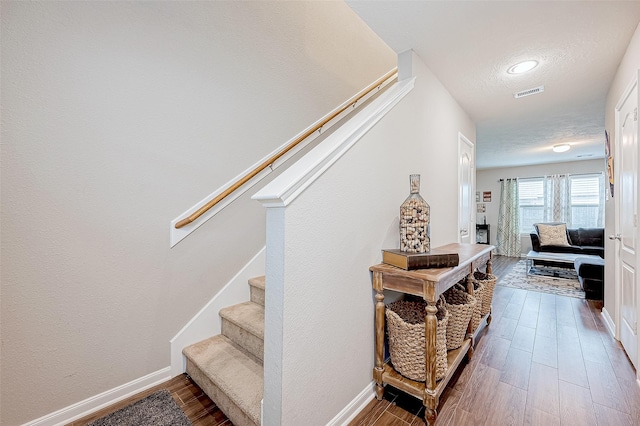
[476,158,606,301]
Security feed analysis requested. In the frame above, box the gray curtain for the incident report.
[544,174,571,223]
[497,178,521,257]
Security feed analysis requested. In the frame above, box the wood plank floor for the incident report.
[349,255,640,426]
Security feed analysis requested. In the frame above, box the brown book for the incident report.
[382,249,459,270]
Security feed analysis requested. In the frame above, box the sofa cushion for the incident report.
[574,256,605,300]
[537,244,582,254]
[579,246,605,257]
[574,256,605,279]
[537,223,571,247]
[577,228,604,247]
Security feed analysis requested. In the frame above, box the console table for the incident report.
[370,243,494,425]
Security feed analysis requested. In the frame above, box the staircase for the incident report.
[183,276,265,426]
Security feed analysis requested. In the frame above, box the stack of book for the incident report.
[382,248,459,270]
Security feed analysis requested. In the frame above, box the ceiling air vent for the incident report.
[514,85,544,99]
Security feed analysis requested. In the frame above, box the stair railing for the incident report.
[174,68,398,230]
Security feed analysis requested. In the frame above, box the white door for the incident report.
[459,133,475,243]
[615,73,639,368]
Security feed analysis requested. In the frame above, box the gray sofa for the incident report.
[529,224,604,300]
[530,226,604,258]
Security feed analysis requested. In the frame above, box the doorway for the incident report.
[614,71,639,368]
[459,133,475,244]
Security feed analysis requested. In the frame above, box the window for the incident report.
[518,173,604,232]
[519,178,544,233]
[570,174,604,228]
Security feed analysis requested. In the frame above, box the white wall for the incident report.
[604,23,640,333]
[0,2,396,424]
[257,51,474,425]
[476,159,606,254]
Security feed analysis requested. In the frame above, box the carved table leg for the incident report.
[466,271,475,350]
[423,302,438,426]
[425,407,438,426]
[373,271,385,400]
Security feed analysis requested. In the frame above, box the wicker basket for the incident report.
[468,281,485,331]
[474,271,497,317]
[443,286,476,350]
[385,298,449,382]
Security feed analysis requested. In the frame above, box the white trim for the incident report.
[169,247,265,376]
[397,49,414,81]
[325,382,376,426]
[22,367,171,426]
[170,70,397,247]
[602,307,617,339]
[253,78,415,208]
[458,132,475,244]
[613,91,622,341]
[262,208,285,426]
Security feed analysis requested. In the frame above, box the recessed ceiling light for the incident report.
[507,60,539,74]
[553,144,570,153]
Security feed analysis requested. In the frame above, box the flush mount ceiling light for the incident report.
[507,60,539,74]
[553,144,570,153]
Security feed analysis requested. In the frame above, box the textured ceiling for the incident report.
[346,1,640,169]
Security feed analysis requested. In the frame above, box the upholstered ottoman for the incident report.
[574,256,605,300]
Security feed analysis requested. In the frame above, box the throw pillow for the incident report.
[537,223,570,247]
[538,223,570,246]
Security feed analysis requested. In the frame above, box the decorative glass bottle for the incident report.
[400,174,430,253]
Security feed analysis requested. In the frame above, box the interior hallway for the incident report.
[69,256,639,425]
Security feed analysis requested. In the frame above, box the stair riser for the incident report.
[186,359,259,426]
[222,319,264,362]
[250,285,265,307]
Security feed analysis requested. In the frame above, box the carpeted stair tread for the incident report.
[220,301,264,339]
[183,335,262,425]
[248,276,265,290]
[248,276,265,307]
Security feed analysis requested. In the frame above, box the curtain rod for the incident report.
[498,171,603,182]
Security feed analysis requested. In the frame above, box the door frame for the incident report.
[613,70,640,369]
[458,132,475,243]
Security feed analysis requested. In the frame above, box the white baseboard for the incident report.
[601,307,617,340]
[169,247,266,377]
[325,382,375,426]
[22,367,171,426]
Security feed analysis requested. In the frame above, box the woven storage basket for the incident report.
[468,281,485,331]
[474,271,497,317]
[385,298,449,382]
[443,286,476,350]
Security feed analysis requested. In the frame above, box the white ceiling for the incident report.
[346,1,640,169]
